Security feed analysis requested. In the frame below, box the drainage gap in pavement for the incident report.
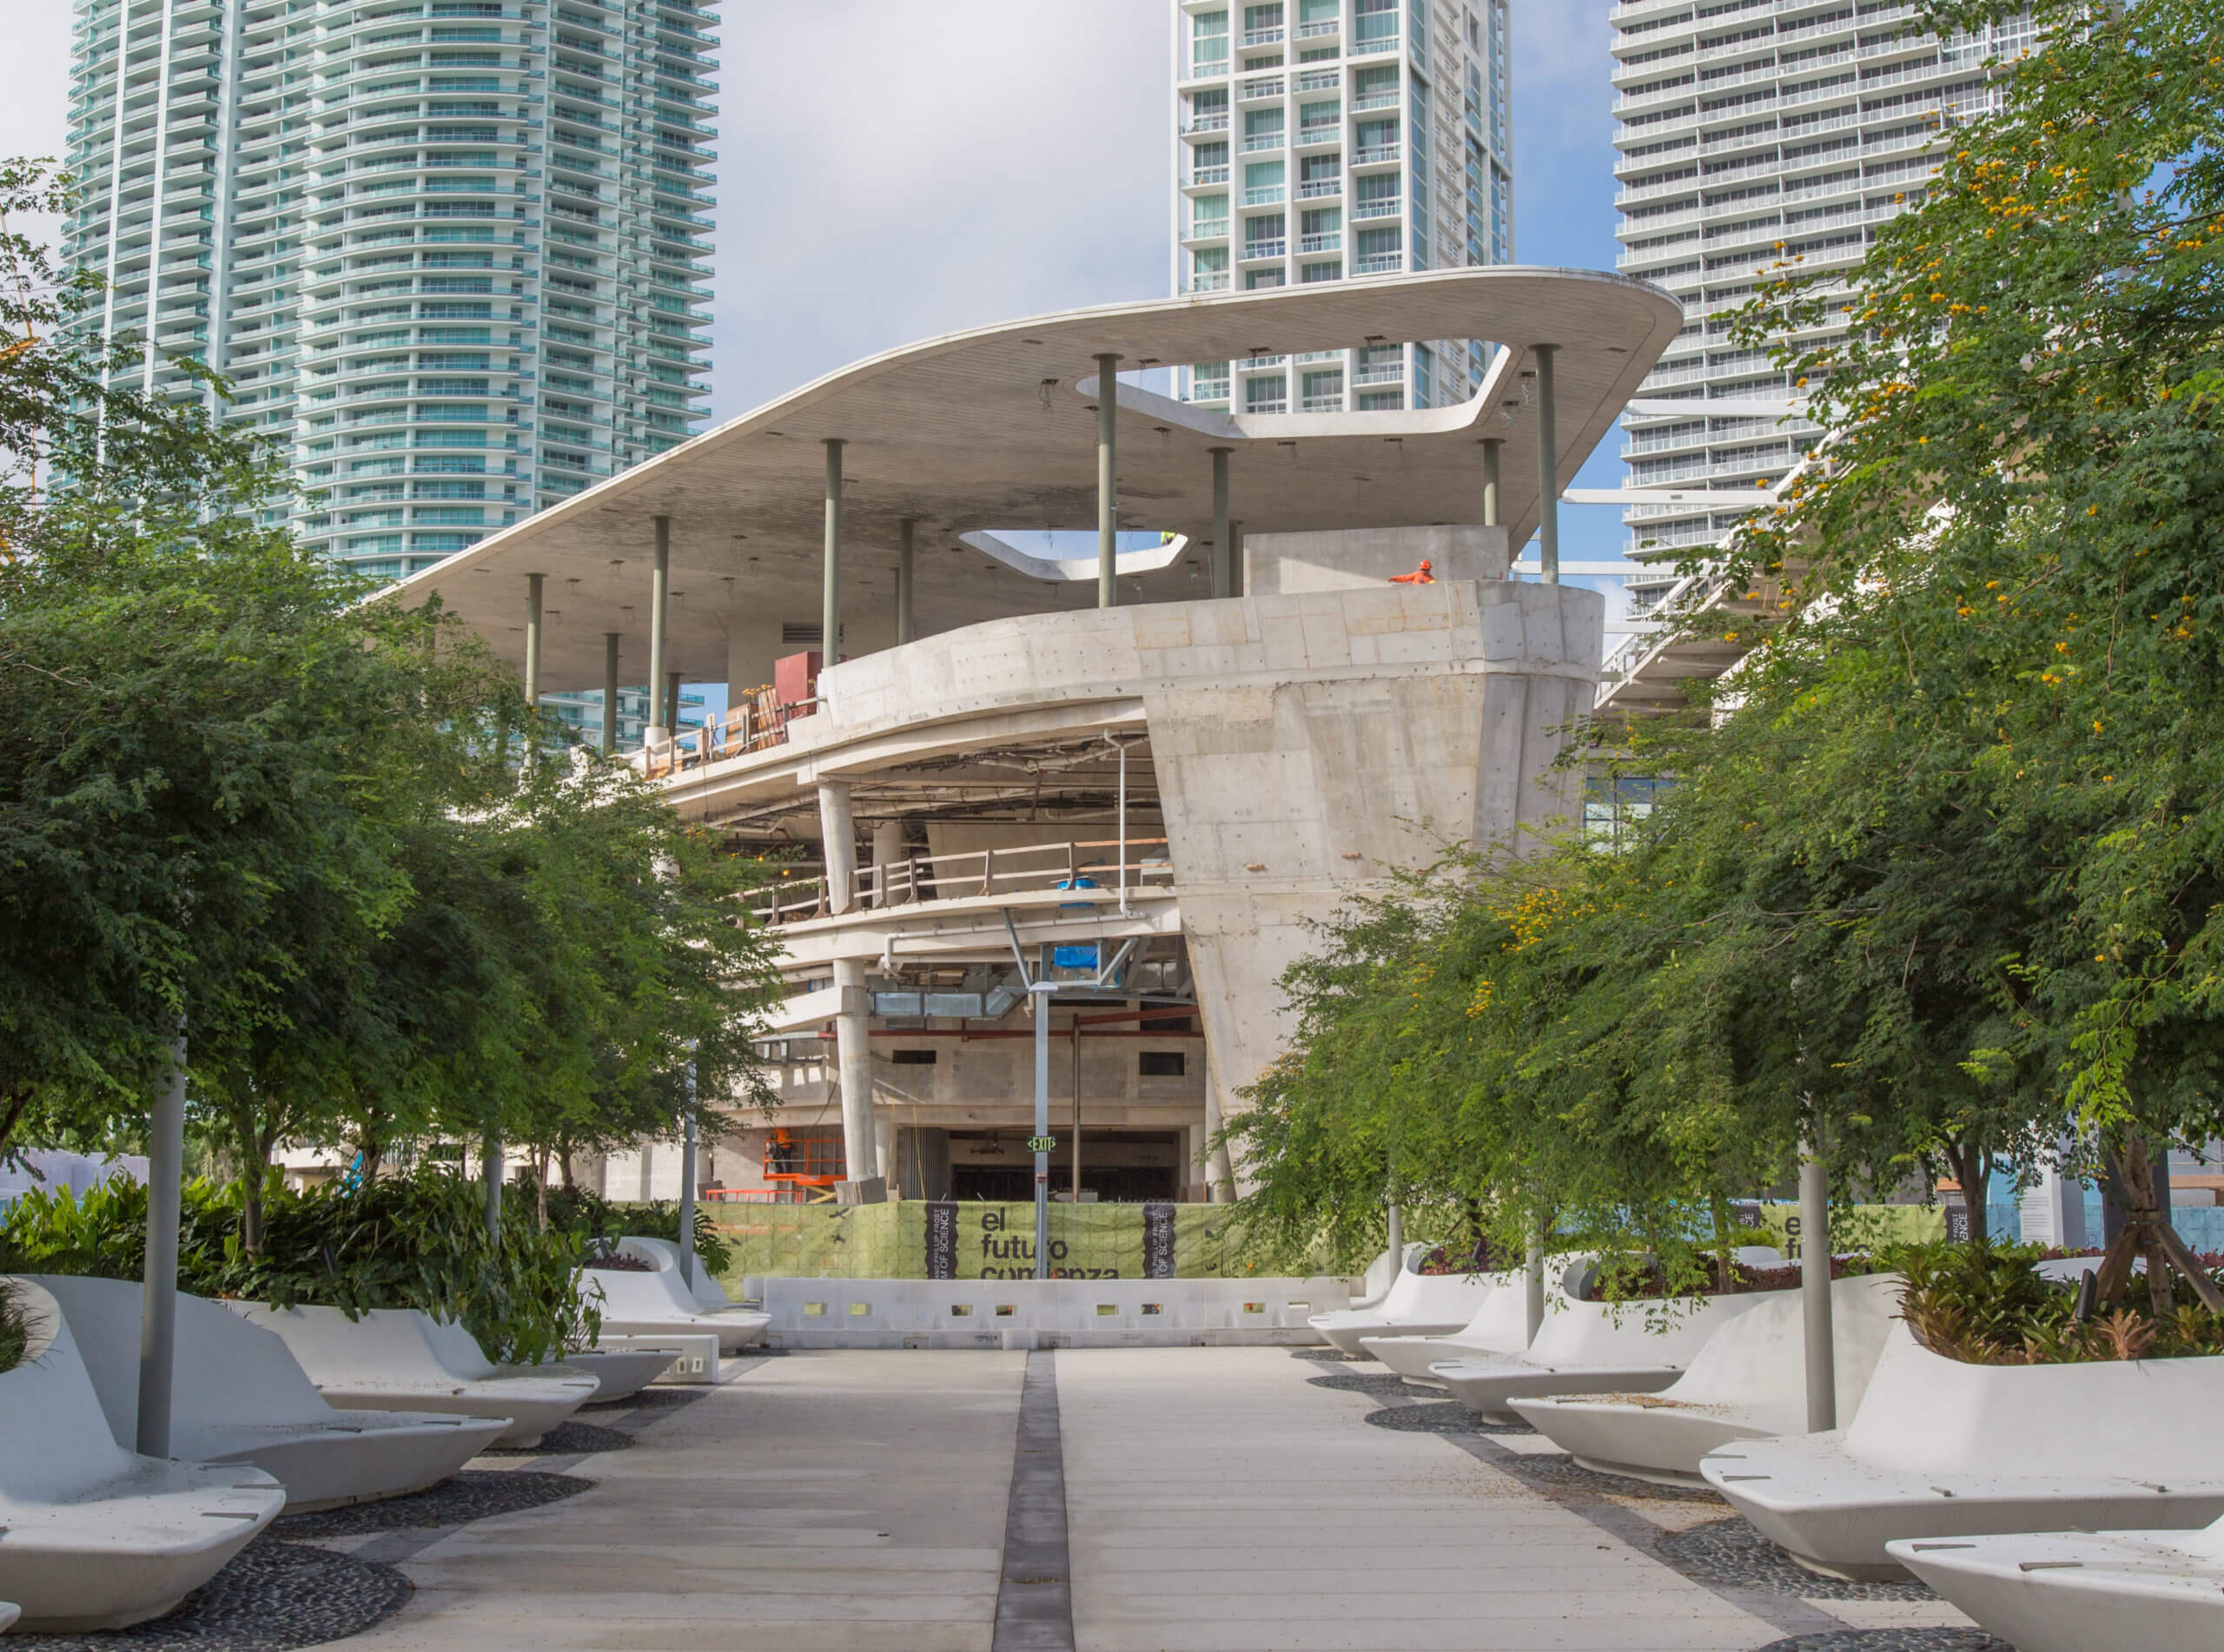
[992,1349,1075,1652]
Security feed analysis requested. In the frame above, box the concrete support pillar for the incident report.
[871,818,905,907]
[832,957,878,1186]
[645,515,671,743]
[1201,1066,1235,1204]
[1480,439,1503,529]
[136,1035,186,1457]
[1095,353,1120,609]
[873,1114,897,1195]
[1208,446,1233,599]
[664,671,682,737]
[522,572,544,704]
[1524,1226,1546,1346]
[1532,346,1559,585]
[817,779,857,915]
[1230,520,1245,598]
[822,439,844,664]
[895,517,916,645]
[600,631,619,754]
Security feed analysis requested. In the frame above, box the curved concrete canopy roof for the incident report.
[394,266,1682,693]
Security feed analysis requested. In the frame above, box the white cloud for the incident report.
[709,0,1171,421]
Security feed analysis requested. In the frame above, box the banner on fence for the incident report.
[712,1200,1248,1284]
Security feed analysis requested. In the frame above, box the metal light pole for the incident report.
[1033,947,1054,1280]
[1800,1135,1837,1431]
[1524,1220,1546,1347]
[1095,354,1120,609]
[678,1050,699,1292]
[136,1034,188,1457]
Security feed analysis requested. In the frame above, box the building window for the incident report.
[1243,108,1286,151]
[1245,267,1287,290]
[1242,159,1286,206]
[1139,1051,1188,1077]
[1193,141,1231,184]
[1300,260,1343,283]
[1192,10,1230,72]
[1245,373,1288,411]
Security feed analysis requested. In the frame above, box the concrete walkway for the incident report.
[329,1345,1974,1651]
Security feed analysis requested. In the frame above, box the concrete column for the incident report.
[600,631,619,754]
[1480,439,1503,529]
[873,1114,897,1195]
[871,818,905,907]
[1532,346,1559,585]
[1095,353,1120,609]
[822,439,844,664]
[817,779,857,915]
[1208,446,1233,599]
[896,517,916,645]
[645,515,671,743]
[522,572,544,703]
[136,1035,186,1457]
[664,671,682,737]
[1201,1063,1235,1204]
[1230,520,1245,598]
[1524,1226,1546,1346]
[832,957,879,1186]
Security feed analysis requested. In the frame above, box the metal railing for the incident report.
[1298,178,1342,197]
[749,836,1175,928]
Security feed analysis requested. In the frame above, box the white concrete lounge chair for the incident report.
[1349,1242,1428,1312]
[574,1237,770,1353]
[1307,1260,1498,1357]
[1357,1270,1534,1386]
[1889,1510,2224,1652]
[0,1602,17,1632]
[1432,1285,1776,1422]
[229,1303,598,1448]
[30,1275,504,1510]
[1701,1324,2224,1578]
[0,1281,286,1631]
[1510,1273,1901,1482]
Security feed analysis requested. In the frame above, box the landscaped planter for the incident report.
[1701,1322,2224,1578]
[0,1280,285,1631]
[1433,1284,1779,1422]
[1511,1273,1901,1483]
[34,1273,505,1511]
[1307,1263,1498,1357]
[1890,1510,2224,1652]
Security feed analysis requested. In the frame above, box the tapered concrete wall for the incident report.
[1136,577,1601,1158]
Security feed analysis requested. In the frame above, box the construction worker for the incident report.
[1389,558,1435,585]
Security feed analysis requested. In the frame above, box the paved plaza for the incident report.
[314,1346,1987,1651]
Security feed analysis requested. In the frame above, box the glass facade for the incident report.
[65,0,718,585]
[1609,0,2030,613]
[1172,0,1512,413]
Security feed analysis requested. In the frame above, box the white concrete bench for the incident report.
[745,1277,1351,1347]
[1701,1323,2224,1578]
[1890,1510,2224,1652]
[1307,1264,1497,1357]
[1510,1273,1901,1482]
[592,1332,719,1385]
[576,1237,771,1353]
[0,1281,285,1631]
[228,1303,599,1448]
[1431,1285,1776,1422]
[31,1274,505,1511]
[406,1317,677,1406]
[0,1601,17,1631]
[1357,1271,1533,1385]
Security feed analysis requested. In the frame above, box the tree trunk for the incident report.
[359,1134,385,1187]
[1710,1193,1734,1294]
[0,1087,30,1161]
[534,1145,551,1231]
[1942,1139,1991,1246]
[558,1141,577,1192]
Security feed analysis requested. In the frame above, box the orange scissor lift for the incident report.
[760,1130,845,1203]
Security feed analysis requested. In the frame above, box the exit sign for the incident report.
[1027,1136,1058,1153]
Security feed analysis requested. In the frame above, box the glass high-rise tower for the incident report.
[1609,2,2032,615]
[63,0,717,585]
[1171,0,1512,415]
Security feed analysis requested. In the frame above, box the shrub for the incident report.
[1894,1239,2224,1365]
[540,1184,732,1279]
[0,1168,596,1365]
[0,1279,24,1374]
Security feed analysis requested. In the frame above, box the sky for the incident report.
[0,1,1632,586]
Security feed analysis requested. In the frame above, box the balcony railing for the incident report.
[1301,393,1345,413]
[1188,218,1230,239]
[1241,132,1287,150]
[1297,124,1340,146]
[1245,396,1289,413]
[1187,270,1232,291]
[1296,18,1339,36]
[1193,164,1231,184]
[1241,26,1284,45]
[1299,232,1340,252]
[1352,90,1398,110]
[1354,143,1400,165]
[1298,177,1342,197]
[749,836,1176,927]
[1351,197,1400,220]
[1349,31,1399,56]
[1240,76,1285,100]
[1353,362,1403,385]
[1242,237,1287,258]
[1242,186,1286,205]
[1182,113,1231,133]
